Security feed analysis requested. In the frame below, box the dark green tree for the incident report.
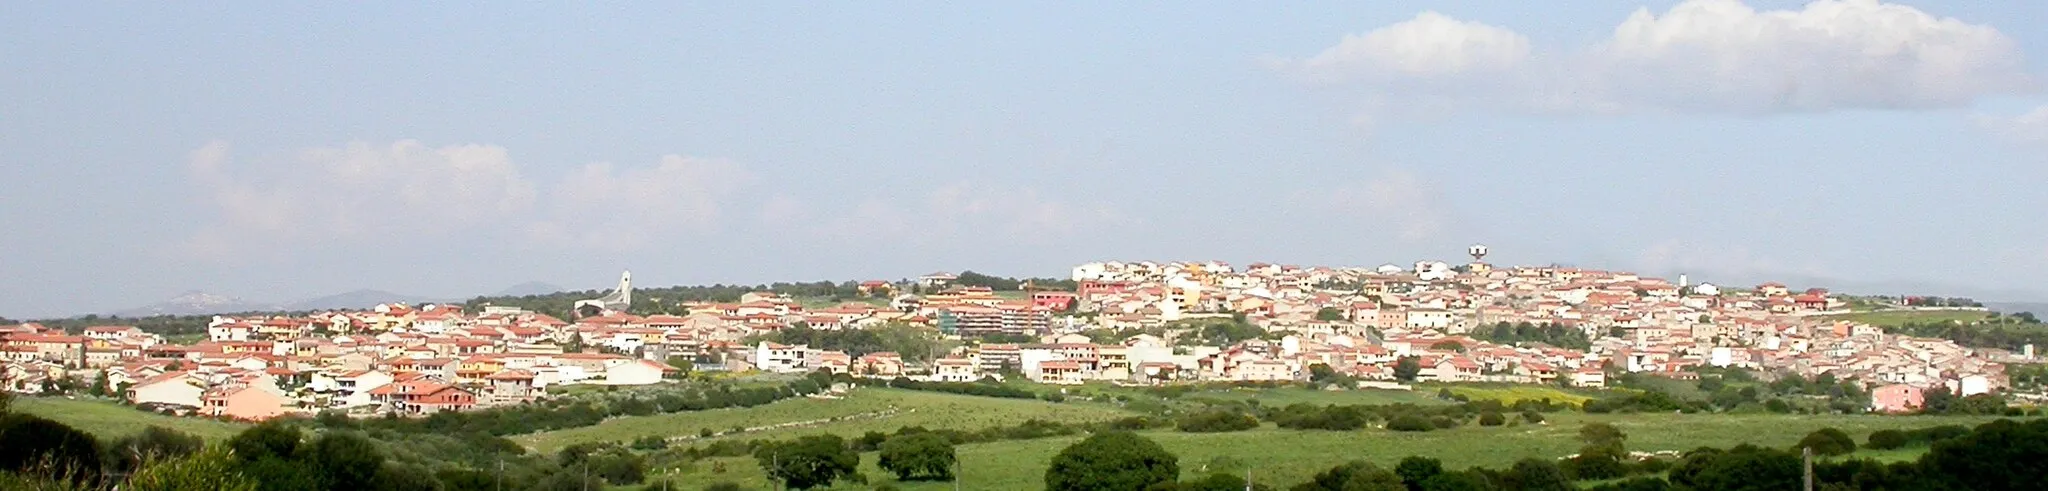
[124,445,259,491]
[1393,357,1423,382]
[1794,428,1856,456]
[878,432,955,481]
[1667,445,1801,491]
[1180,472,1275,491]
[226,421,303,462]
[1919,418,2048,490]
[0,414,103,477]
[1044,431,1179,491]
[1395,456,1444,491]
[755,435,858,490]
[1503,458,1571,491]
[370,462,442,491]
[1578,423,1626,448]
[306,431,385,490]
[1316,307,1347,321]
[1294,460,1403,491]
[242,456,327,491]
[1864,430,1908,450]
[1417,471,1492,491]
[107,426,205,472]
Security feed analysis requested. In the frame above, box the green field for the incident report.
[1440,384,1599,406]
[651,411,2013,490]
[11,397,249,440]
[11,386,2028,490]
[1823,310,1990,327]
[1183,386,1446,407]
[518,388,1132,453]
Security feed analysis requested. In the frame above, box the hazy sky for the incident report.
[5,1,2048,318]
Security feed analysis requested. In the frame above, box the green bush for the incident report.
[1795,428,1856,456]
[1478,412,1506,426]
[1866,430,1908,450]
[1175,409,1259,433]
[1387,415,1434,432]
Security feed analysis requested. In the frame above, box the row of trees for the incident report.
[1886,319,2048,352]
[325,380,819,437]
[881,377,1041,400]
[1039,418,2048,491]
[461,272,1072,318]
[1472,322,1593,351]
[953,271,1078,292]
[750,323,953,362]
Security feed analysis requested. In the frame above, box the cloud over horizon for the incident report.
[181,140,1123,259]
[1284,0,2037,116]
[182,140,746,257]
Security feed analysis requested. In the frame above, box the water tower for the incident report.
[1466,244,1491,274]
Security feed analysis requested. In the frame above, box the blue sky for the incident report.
[4,1,2047,318]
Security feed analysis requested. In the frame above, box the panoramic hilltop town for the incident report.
[0,248,2026,421]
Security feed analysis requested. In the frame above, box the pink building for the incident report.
[202,386,292,421]
[1870,384,1926,414]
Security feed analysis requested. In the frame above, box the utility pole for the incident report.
[495,459,503,491]
[954,458,962,491]
[1802,446,1814,491]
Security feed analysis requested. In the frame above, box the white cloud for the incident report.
[1634,239,1829,280]
[1294,12,1530,80]
[1316,169,1450,242]
[1980,104,2048,145]
[1283,0,2035,115]
[820,182,1122,246]
[525,155,749,250]
[183,140,743,256]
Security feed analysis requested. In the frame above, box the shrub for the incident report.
[1911,425,1970,443]
[1795,428,1856,456]
[1866,430,1908,450]
[1522,410,1545,424]
[1176,409,1259,433]
[877,433,955,481]
[1044,432,1178,491]
[1478,412,1507,426]
[1387,415,1434,432]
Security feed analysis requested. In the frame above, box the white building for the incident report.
[754,342,811,373]
[604,359,672,385]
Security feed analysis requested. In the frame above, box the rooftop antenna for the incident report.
[1468,244,1489,263]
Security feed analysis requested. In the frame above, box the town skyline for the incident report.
[27,253,2048,321]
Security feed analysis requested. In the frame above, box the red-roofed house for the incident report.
[202,385,291,421]
[369,379,477,414]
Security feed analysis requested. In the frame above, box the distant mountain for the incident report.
[112,291,278,317]
[493,282,566,297]
[1986,302,2048,316]
[108,289,456,318]
[283,290,454,311]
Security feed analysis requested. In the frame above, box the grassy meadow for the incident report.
[518,388,1132,453]
[647,411,2011,490]
[8,384,2026,490]
[1823,310,1990,327]
[11,396,249,440]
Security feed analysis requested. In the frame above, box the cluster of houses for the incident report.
[0,260,2027,420]
[851,260,2016,415]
